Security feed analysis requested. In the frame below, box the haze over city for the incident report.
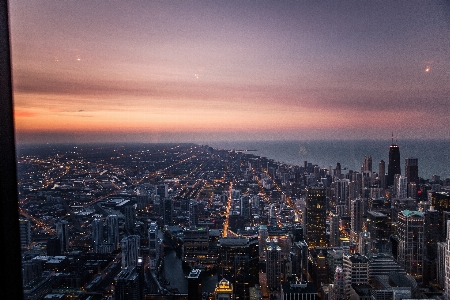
[9,1,450,143]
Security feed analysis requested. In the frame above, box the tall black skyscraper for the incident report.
[387,137,400,187]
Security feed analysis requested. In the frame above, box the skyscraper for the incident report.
[124,205,136,232]
[148,221,160,271]
[218,236,258,298]
[363,156,372,172]
[56,220,69,253]
[121,235,140,269]
[378,160,386,190]
[92,218,103,252]
[266,239,282,291]
[397,210,424,280]
[405,158,418,183]
[163,198,173,225]
[305,187,328,249]
[187,269,202,300]
[387,139,401,187]
[19,218,31,250]
[107,214,119,250]
[189,200,199,227]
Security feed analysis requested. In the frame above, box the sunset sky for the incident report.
[9,1,450,143]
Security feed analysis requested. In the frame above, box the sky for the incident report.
[9,0,450,144]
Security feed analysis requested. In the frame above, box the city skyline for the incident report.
[9,1,450,144]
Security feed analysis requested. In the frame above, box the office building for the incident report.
[91,218,103,252]
[148,221,160,271]
[46,237,61,256]
[387,140,400,187]
[107,214,119,250]
[266,239,282,291]
[445,220,450,296]
[280,281,318,300]
[124,205,136,232]
[331,266,345,300]
[214,278,234,300]
[292,241,308,282]
[350,198,364,237]
[188,269,202,300]
[343,254,368,298]
[156,184,168,198]
[218,236,258,299]
[395,175,407,199]
[189,200,199,227]
[366,210,390,253]
[121,235,140,269]
[19,218,31,250]
[183,226,210,270]
[114,267,141,300]
[56,220,69,253]
[305,187,328,249]
[363,156,372,172]
[368,253,406,281]
[378,160,386,190]
[405,158,419,185]
[163,198,173,225]
[329,212,340,247]
[397,210,424,280]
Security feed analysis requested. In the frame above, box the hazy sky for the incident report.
[9,1,450,143]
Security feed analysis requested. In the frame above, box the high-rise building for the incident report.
[107,214,119,250]
[163,198,173,225]
[124,205,136,232]
[187,269,202,300]
[19,218,31,250]
[363,156,372,172]
[395,175,407,199]
[387,139,401,187]
[266,239,282,291]
[214,278,233,300]
[350,198,364,237]
[292,241,308,282]
[56,220,69,253]
[46,237,61,256]
[366,210,391,253]
[305,187,328,249]
[258,225,268,257]
[114,267,141,300]
[121,235,140,269]
[329,212,340,247]
[218,236,258,298]
[431,192,450,241]
[189,200,199,227]
[342,254,368,298]
[378,160,386,190]
[240,195,250,218]
[444,220,450,296]
[423,208,440,284]
[183,226,210,270]
[156,184,168,198]
[92,218,103,252]
[334,179,349,211]
[405,158,419,184]
[148,221,160,271]
[331,266,345,300]
[397,210,424,280]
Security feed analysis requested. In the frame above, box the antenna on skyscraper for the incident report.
[391,132,394,145]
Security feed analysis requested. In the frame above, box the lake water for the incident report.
[207,139,450,180]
